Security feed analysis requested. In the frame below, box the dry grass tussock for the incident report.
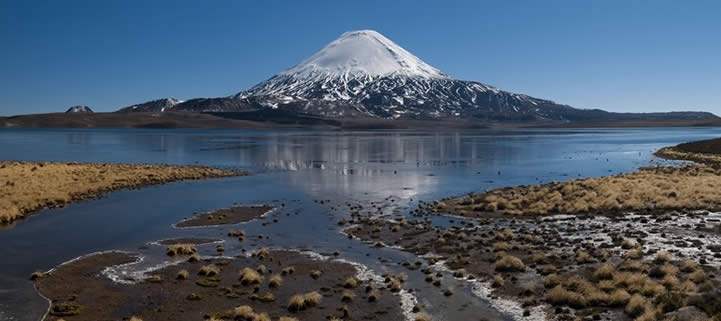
[269,274,282,288]
[288,291,322,311]
[166,244,197,256]
[444,163,721,215]
[495,254,525,272]
[199,265,220,276]
[231,305,271,321]
[239,267,264,285]
[0,161,242,224]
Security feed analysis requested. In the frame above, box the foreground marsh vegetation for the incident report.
[34,250,411,321]
[0,161,245,224]
[342,138,721,320]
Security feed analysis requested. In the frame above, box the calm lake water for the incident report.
[1,127,720,321]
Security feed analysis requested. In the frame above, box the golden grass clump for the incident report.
[310,270,322,279]
[495,254,525,272]
[29,271,45,281]
[269,274,282,288]
[641,280,666,297]
[622,260,648,273]
[233,305,255,319]
[250,292,276,303]
[239,267,264,285]
[281,266,295,276]
[278,317,299,321]
[576,250,593,264]
[662,275,680,290]
[688,270,706,284]
[624,294,648,317]
[367,289,379,302]
[625,249,644,260]
[228,229,245,237]
[414,312,432,321]
[288,291,322,311]
[621,239,636,250]
[532,253,547,264]
[539,264,557,275]
[166,244,197,256]
[253,313,271,321]
[614,272,649,293]
[492,274,505,288]
[598,280,616,292]
[129,317,143,321]
[253,248,270,259]
[609,289,632,306]
[146,275,162,283]
[493,242,510,252]
[593,263,616,280]
[661,263,679,278]
[176,269,189,280]
[680,260,699,273]
[545,285,587,308]
[344,277,359,289]
[495,228,514,241]
[341,290,354,302]
[679,280,697,292]
[199,265,220,277]
[654,251,672,264]
[544,274,561,288]
[0,161,241,224]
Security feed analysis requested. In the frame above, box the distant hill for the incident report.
[65,105,93,113]
[116,98,183,113]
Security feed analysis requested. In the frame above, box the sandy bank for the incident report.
[0,161,246,225]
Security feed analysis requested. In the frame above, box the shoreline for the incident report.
[0,161,247,225]
[428,141,721,218]
[2,111,721,130]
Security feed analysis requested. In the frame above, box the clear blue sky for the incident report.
[1,0,720,116]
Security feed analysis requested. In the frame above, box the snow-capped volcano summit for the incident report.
[279,30,448,79]
[232,30,579,120]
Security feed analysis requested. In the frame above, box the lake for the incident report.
[1,127,719,321]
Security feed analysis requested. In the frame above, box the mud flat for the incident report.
[345,209,721,321]
[176,205,275,228]
[0,161,246,225]
[33,249,413,321]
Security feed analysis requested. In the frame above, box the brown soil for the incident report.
[175,205,275,228]
[34,250,406,321]
[0,161,246,225]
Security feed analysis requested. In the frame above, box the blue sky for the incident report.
[1,0,720,116]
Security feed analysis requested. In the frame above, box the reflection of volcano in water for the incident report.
[249,132,538,201]
[255,132,525,172]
